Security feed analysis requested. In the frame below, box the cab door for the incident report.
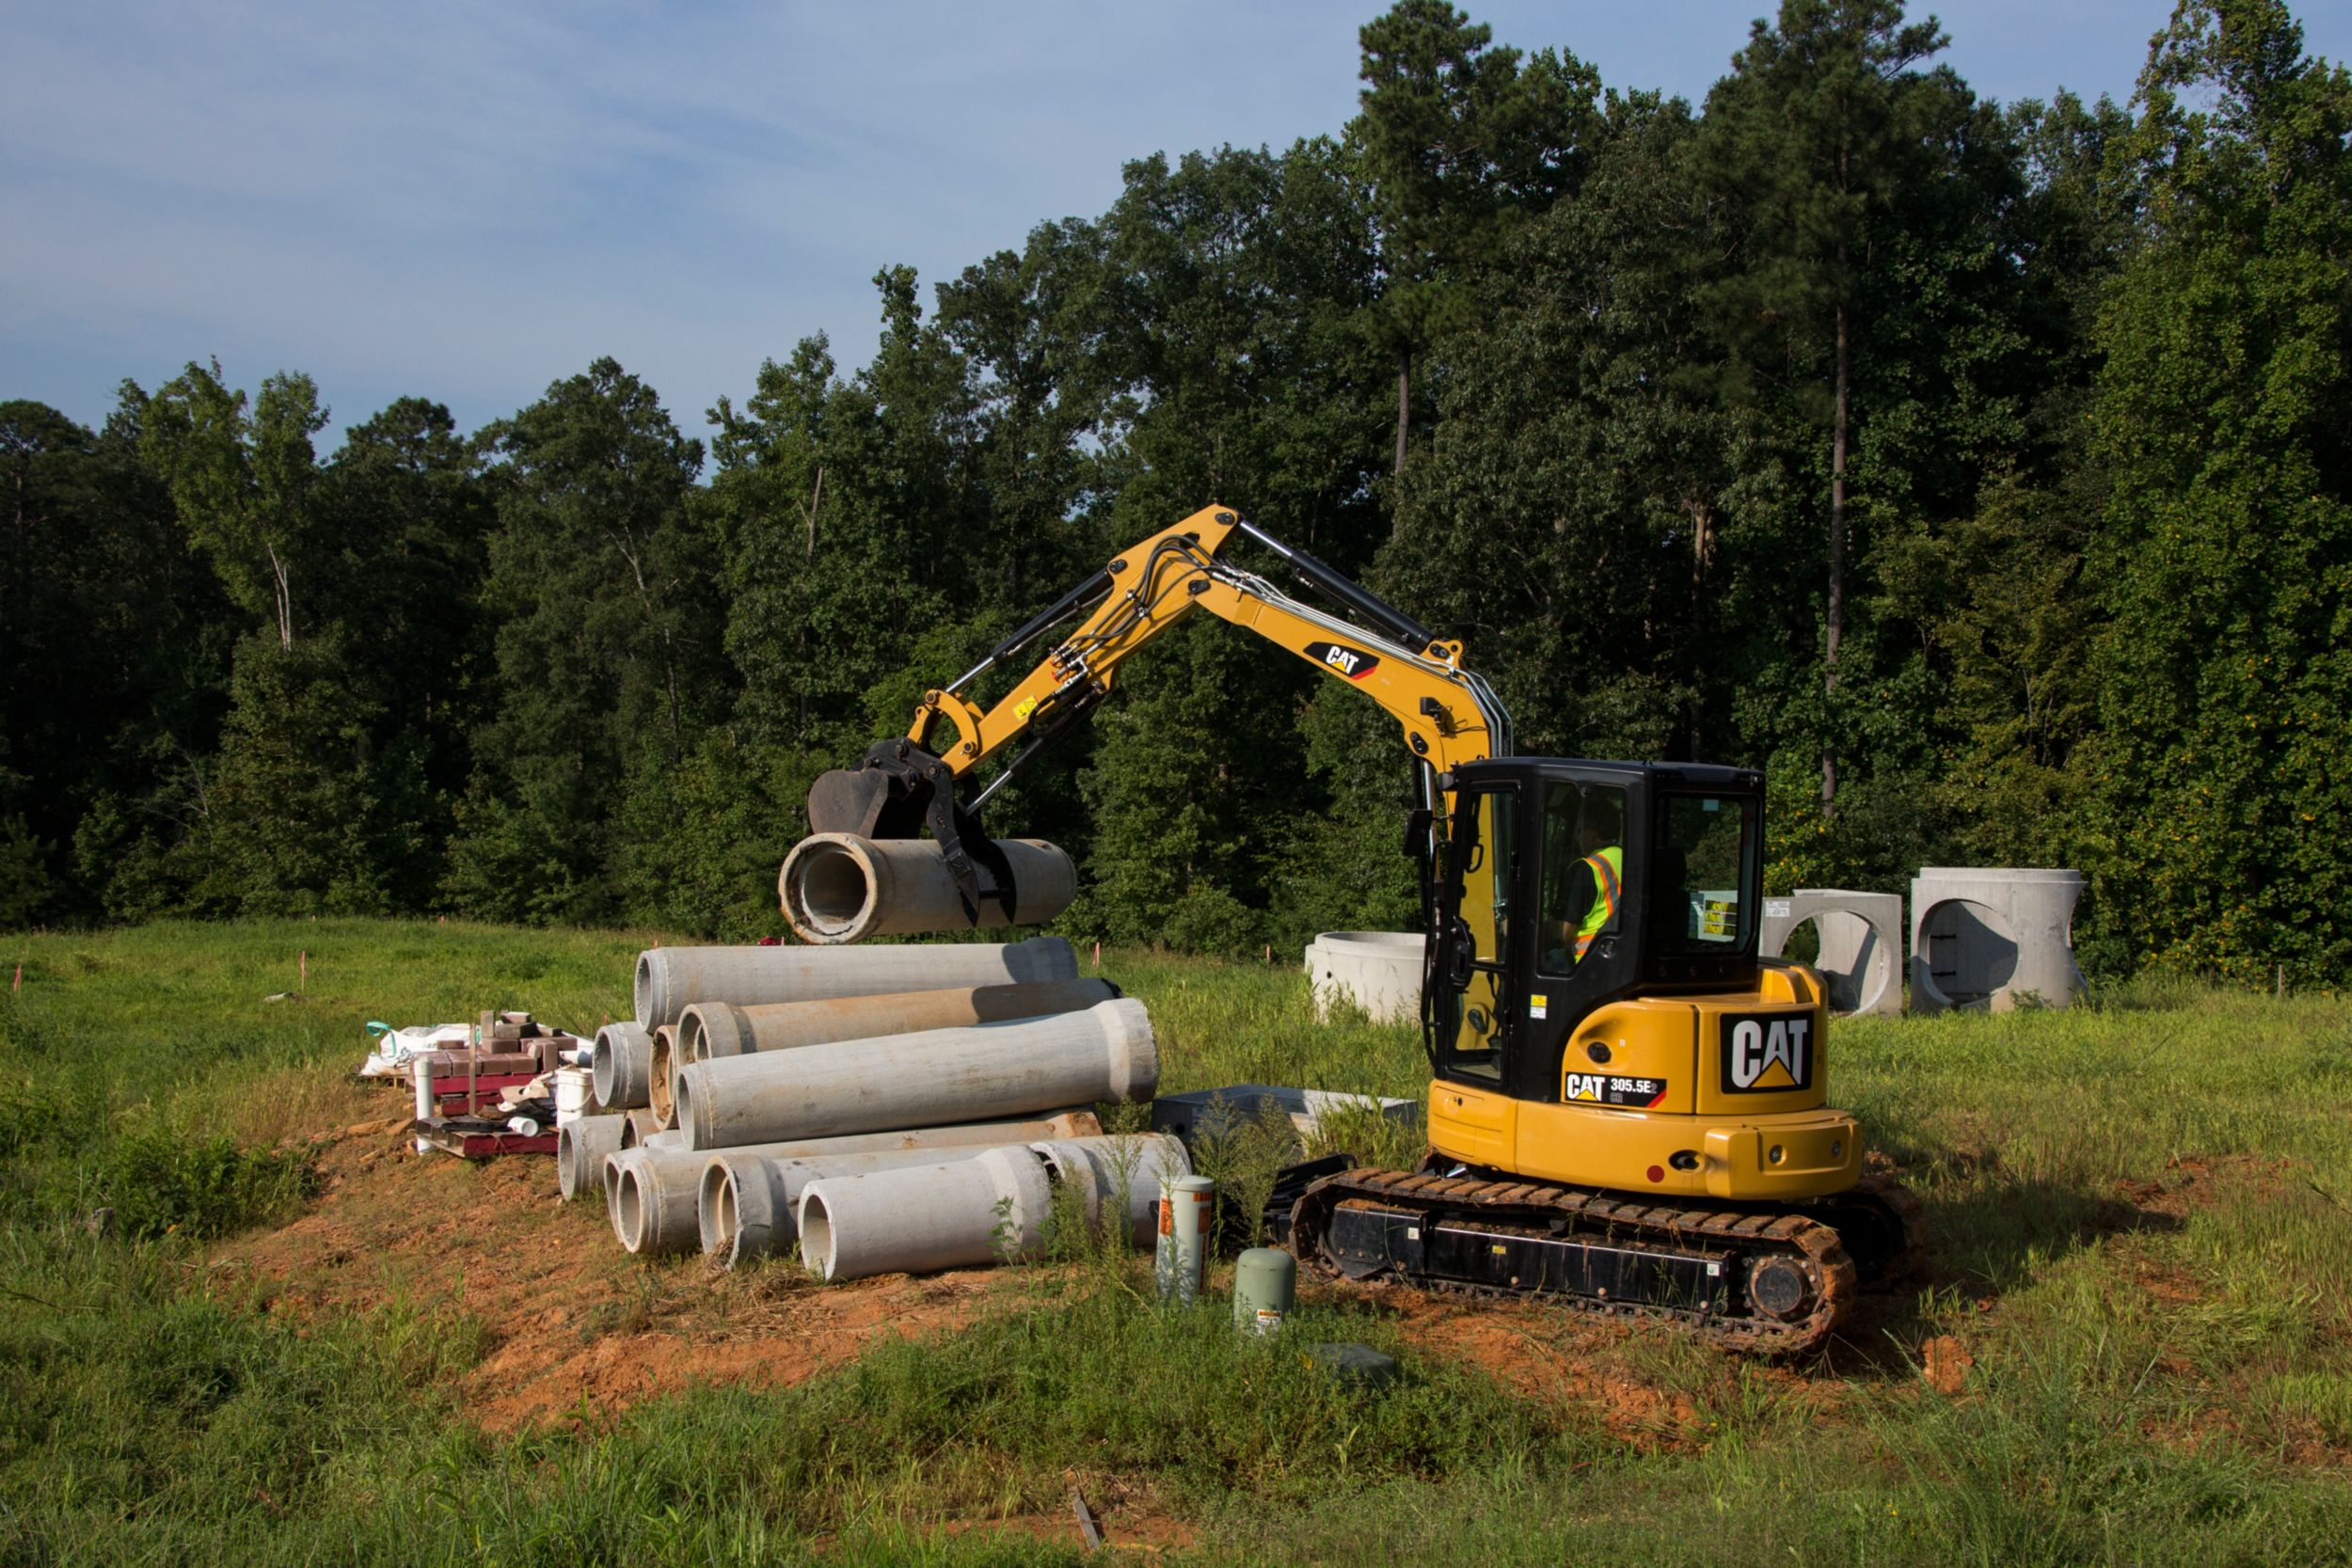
[1432,783,1518,1091]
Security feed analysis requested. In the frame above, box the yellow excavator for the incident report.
[805,505,1922,1353]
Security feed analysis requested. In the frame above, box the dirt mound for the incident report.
[213,1115,992,1434]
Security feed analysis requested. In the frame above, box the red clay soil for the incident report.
[212,1113,996,1435]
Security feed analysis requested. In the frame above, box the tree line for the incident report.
[3,0,2344,984]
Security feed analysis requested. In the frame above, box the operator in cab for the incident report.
[1543,793,1623,969]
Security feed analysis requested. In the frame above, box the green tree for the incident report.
[1354,0,1599,490]
[1692,0,1958,817]
[2084,0,2352,980]
[448,358,716,924]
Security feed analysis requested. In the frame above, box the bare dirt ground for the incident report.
[210,1086,1777,1459]
[214,1101,993,1435]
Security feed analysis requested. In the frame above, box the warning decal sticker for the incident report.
[1563,1072,1670,1108]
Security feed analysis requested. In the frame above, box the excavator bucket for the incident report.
[805,767,901,838]
[804,742,954,841]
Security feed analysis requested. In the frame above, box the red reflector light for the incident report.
[1645,1164,1665,1182]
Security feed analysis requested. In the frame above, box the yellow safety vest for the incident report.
[1574,847,1623,958]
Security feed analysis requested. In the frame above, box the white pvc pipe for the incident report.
[778,834,1079,945]
[698,1146,994,1267]
[634,936,1077,1029]
[798,1147,1054,1281]
[675,998,1156,1151]
[686,977,1118,1060]
[410,1058,435,1155]
[1028,1133,1193,1245]
[593,1022,656,1110]
[558,1114,629,1200]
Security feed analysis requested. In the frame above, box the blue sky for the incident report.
[5,1,2344,451]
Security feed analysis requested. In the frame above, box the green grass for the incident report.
[1,919,2349,1564]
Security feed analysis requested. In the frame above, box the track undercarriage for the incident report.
[1290,1164,1926,1354]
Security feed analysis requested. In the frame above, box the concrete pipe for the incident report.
[698,1146,995,1268]
[798,1146,1055,1282]
[603,1115,1085,1246]
[1028,1132,1192,1245]
[647,1025,677,1128]
[558,1113,628,1201]
[592,1022,656,1110]
[619,1109,662,1149]
[675,998,1157,1151]
[634,935,1077,1029]
[685,978,1118,1061]
[778,833,1079,945]
[605,1145,706,1256]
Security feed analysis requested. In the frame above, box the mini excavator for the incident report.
[803,505,1922,1353]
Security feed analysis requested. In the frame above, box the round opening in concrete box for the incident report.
[1917,897,2017,1008]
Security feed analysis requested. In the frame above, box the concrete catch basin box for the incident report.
[1305,931,1426,1023]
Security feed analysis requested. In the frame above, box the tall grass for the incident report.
[0,919,2348,1563]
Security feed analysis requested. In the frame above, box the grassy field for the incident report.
[1,917,2348,1565]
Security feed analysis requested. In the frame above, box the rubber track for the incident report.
[1292,1167,1914,1354]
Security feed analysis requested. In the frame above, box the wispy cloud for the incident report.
[4,0,2341,449]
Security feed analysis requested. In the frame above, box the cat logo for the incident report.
[1563,1072,1669,1108]
[1719,1013,1813,1093]
[1303,641,1380,681]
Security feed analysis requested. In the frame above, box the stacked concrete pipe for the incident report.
[634,935,1077,1030]
[608,1113,1100,1258]
[682,976,1117,1061]
[674,998,1157,1151]
[799,1147,1057,1281]
[1028,1132,1192,1245]
[558,1113,628,1201]
[647,1026,678,1127]
[778,834,1078,945]
[592,1022,656,1110]
[699,1146,992,1267]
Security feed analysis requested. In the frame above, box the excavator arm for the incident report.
[805,505,1514,919]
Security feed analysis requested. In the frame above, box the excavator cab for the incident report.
[1428,758,1764,1102]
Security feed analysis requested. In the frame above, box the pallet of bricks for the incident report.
[561,936,1187,1282]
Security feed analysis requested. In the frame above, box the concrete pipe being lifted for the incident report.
[1029,1133,1193,1246]
[683,977,1118,1062]
[675,998,1157,1151]
[799,1146,1055,1281]
[593,1022,656,1110]
[558,1113,629,1201]
[634,934,1078,1028]
[778,833,1078,945]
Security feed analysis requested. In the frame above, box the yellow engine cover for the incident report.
[1426,960,1861,1202]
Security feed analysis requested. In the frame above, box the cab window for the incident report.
[1539,784,1629,973]
[1653,794,1755,953]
